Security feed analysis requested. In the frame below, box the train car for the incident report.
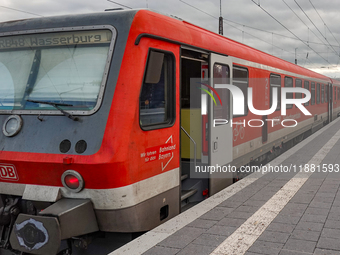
[0,9,338,254]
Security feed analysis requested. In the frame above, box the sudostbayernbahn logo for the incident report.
[199,83,311,128]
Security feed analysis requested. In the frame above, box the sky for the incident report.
[1,0,340,78]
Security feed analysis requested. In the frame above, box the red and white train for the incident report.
[0,9,339,254]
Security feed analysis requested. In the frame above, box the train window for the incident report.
[338,88,340,100]
[304,81,309,106]
[0,29,114,114]
[295,79,302,99]
[316,83,320,104]
[325,85,328,103]
[284,76,293,109]
[321,84,324,103]
[213,63,230,120]
[140,50,174,128]
[311,82,315,105]
[270,74,281,111]
[233,66,248,117]
[334,87,337,101]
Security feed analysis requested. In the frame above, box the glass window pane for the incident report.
[140,51,174,127]
[213,63,230,121]
[311,82,315,105]
[295,79,302,99]
[285,76,293,109]
[0,30,112,112]
[304,81,310,106]
[233,66,248,117]
[270,74,281,111]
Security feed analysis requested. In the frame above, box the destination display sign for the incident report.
[0,30,112,49]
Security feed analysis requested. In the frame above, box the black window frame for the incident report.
[316,83,320,104]
[233,65,249,117]
[304,81,310,106]
[311,82,315,105]
[270,73,281,111]
[295,78,302,99]
[284,76,293,109]
[321,84,324,103]
[334,87,337,102]
[139,48,176,130]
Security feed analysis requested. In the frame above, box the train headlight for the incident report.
[61,170,84,193]
[3,115,23,137]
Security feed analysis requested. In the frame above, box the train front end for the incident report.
[0,11,148,254]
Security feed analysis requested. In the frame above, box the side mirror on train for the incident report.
[144,51,164,84]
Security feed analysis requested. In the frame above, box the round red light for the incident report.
[64,174,80,189]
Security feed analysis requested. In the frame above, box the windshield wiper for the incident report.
[26,99,79,121]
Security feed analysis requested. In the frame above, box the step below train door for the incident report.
[208,53,233,195]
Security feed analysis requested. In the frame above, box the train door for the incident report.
[180,48,209,210]
[329,83,333,122]
[209,53,233,195]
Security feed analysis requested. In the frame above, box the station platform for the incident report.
[111,117,340,255]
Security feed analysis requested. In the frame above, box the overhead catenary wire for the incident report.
[107,0,132,9]
[221,14,340,49]
[250,0,331,65]
[281,0,328,51]
[309,0,340,46]
[308,0,340,66]
[179,0,294,55]
[180,0,340,51]
[0,5,43,17]
[294,0,338,57]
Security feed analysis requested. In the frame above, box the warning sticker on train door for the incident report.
[141,135,176,170]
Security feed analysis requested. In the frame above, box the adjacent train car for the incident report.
[0,9,338,254]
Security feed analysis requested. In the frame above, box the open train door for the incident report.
[208,53,233,195]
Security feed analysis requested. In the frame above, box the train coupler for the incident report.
[9,198,98,255]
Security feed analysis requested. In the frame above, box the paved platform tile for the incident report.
[320,228,340,239]
[205,225,237,236]
[283,239,316,253]
[314,248,340,255]
[176,244,215,255]
[187,219,218,229]
[192,233,228,247]
[216,217,246,228]
[266,222,296,234]
[142,246,180,255]
[279,250,312,255]
[247,240,284,255]
[317,237,340,251]
[290,229,320,242]
[200,207,234,221]
[157,226,205,249]
[324,220,340,230]
[257,231,290,244]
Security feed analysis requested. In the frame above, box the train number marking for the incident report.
[0,164,19,181]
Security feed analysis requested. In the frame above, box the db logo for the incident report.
[0,164,19,181]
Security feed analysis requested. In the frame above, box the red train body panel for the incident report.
[0,9,339,254]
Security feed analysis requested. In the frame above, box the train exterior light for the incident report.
[0,9,339,255]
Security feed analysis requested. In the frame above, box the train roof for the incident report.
[130,10,331,82]
[0,9,335,84]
